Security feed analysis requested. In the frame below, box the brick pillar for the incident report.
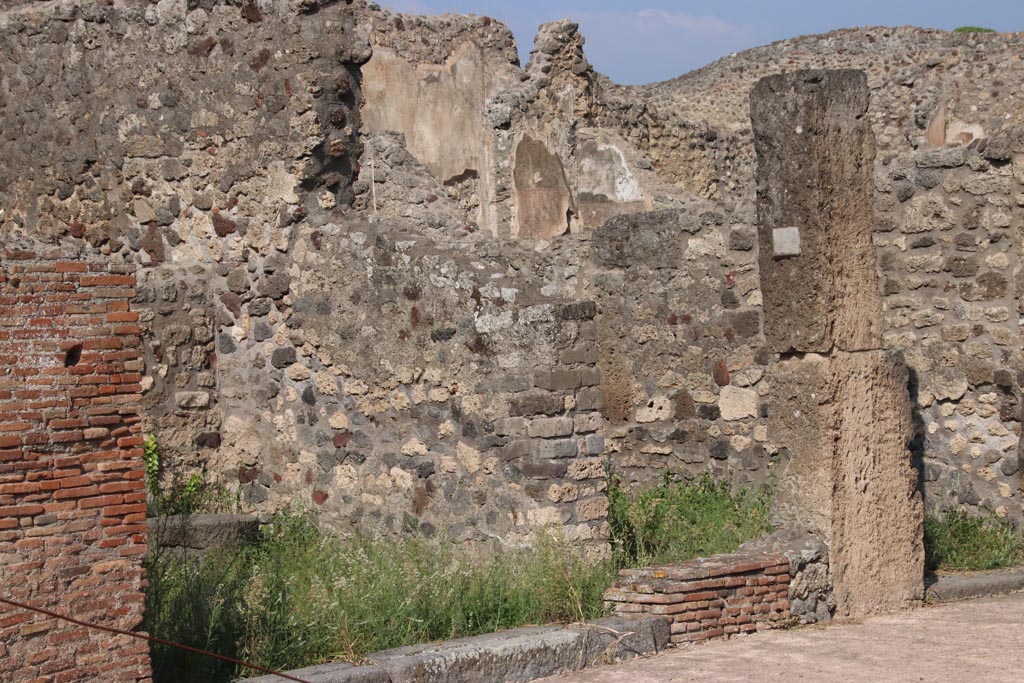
[0,245,152,682]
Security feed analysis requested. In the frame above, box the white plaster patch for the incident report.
[772,226,801,257]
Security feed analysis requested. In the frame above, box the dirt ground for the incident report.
[540,592,1024,683]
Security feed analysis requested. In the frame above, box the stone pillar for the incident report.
[751,69,924,617]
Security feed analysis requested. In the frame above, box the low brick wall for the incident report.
[604,553,791,645]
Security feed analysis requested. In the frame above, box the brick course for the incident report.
[0,246,152,683]
[604,553,791,645]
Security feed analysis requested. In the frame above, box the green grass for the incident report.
[145,474,774,682]
[608,472,773,568]
[145,515,615,683]
[144,434,237,517]
[924,509,1024,572]
[953,26,996,33]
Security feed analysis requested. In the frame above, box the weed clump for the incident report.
[924,509,1024,572]
[608,472,773,568]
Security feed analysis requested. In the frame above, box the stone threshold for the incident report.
[925,567,1024,603]
[242,615,669,683]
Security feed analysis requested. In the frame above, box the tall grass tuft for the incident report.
[144,515,615,682]
[607,472,773,568]
[924,509,1024,572]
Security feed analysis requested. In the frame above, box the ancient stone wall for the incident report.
[875,142,1023,521]
[0,244,151,682]
[348,14,1024,527]
[589,207,772,489]
[0,0,370,489]
[1,0,1020,548]
[209,219,610,549]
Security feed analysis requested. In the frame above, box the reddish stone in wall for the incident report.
[0,244,152,683]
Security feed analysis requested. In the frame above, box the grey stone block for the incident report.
[527,417,574,439]
[559,346,598,365]
[148,514,259,552]
[926,568,1024,603]
[494,417,528,437]
[915,147,966,169]
[534,370,582,391]
[580,615,670,663]
[520,459,568,480]
[368,626,587,683]
[509,392,565,417]
[240,615,671,683]
[531,438,578,459]
[582,434,605,455]
[575,388,603,411]
[271,346,297,368]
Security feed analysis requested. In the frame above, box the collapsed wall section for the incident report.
[0,245,151,682]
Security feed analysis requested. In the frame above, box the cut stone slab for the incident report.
[240,616,669,683]
[926,568,1024,603]
[771,226,801,257]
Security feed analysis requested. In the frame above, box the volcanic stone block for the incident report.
[828,351,924,616]
[767,351,924,617]
[751,69,883,353]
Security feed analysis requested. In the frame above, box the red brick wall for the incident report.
[0,246,152,682]
[604,553,791,645]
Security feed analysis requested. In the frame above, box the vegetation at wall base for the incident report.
[607,471,773,568]
[144,473,774,682]
[145,516,614,683]
[144,434,237,517]
[924,509,1024,572]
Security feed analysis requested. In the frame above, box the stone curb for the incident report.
[241,615,669,683]
[925,568,1024,603]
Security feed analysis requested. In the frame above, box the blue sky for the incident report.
[380,1,1024,84]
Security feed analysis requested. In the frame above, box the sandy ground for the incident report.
[539,593,1024,683]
